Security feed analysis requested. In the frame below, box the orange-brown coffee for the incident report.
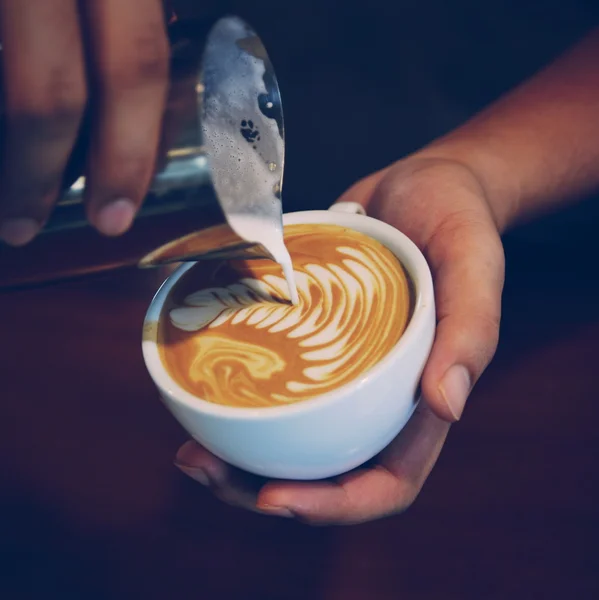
[158,223,412,408]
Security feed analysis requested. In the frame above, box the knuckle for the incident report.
[428,211,506,283]
[105,28,169,91]
[474,313,501,364]
[393,495,417,515]
[374,157,499,247]
[8,66,87,138]
[433,208,493,247]
[381,158,483,204]
[386,479,419,513]
[370,465,420,517]
[449,310,501,374]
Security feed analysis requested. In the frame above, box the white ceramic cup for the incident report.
[142,206,435,480]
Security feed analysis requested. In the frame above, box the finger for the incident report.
[421,214,504,421]
[257,405,450,525]
[81,0,168,236]
[0,0,86,245]
[174,441,293,518]
[368,160,505,421]
[334,168,387,210]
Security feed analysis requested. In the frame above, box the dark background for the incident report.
[179,0,599,232]
[1,1,599,599]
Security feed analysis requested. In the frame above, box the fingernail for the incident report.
[174,461,209,486]
[95,198,135,236]
[257,503,294,518]
[439,365,471,421]
[0,218,40,246]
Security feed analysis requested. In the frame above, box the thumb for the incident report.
[420,212,505,421]
[337,161,505,422]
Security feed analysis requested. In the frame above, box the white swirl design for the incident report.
[159,224,411,408]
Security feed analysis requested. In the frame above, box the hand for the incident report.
[174,156,506,524]
[0,0,169,246]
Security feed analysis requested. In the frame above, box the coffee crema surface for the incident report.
[158,223,412,408]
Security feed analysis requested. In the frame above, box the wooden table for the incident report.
[1,230,598,600]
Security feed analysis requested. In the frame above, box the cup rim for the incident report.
[142,210,434,420]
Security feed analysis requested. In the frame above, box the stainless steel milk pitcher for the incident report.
[0,14,287,289]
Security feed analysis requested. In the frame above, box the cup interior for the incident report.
[142,210,434,419]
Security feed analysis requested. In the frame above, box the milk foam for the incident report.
[226,214,299,305]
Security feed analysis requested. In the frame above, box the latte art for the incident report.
[159,224,412,408]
